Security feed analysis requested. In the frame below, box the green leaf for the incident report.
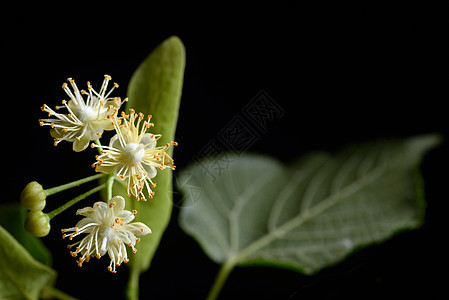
[178,135,439,298]
[110,36,185,298]
[127,36,185,146]
[0,225,56,300]
[0,203,52,266]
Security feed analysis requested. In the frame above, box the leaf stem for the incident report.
[46,184,106,219]
[44,173,107,197]
[206,257,238,300]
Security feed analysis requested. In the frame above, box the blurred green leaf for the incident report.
[126,34,184,272]
[105,36,185,298]
[0,225,56,300]
[179,135,439,278]
[0,203,52,266]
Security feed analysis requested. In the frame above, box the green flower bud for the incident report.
[24,211,51,237]
[20,181,46,211]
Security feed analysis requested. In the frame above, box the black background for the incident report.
[4,3,447,299]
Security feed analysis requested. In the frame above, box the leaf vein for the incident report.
[237,158,388,262]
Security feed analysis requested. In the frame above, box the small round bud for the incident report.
[24,211,51,237]
[20,181,46,211]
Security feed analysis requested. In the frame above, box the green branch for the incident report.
[44,173,106,197]
[47,184,106,219]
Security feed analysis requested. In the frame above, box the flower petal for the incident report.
[76,206,96,217]
[140,133,156,149]
[109,133,122,149]
[74,217,96,229]
[92,201,108,220]
[113,162,129,177]
[73,135,90,152]
[117,210,135,224]
[117,230,136,247]
[143,165,157,179]
[162,152,174,167]
[124,222,152,235]
[108,195,125,212]
[95,164,116,175]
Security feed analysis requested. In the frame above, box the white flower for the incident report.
[92,109,177,201]
[40,75,124,152]
[62,196,151,273]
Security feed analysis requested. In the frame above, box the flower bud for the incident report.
[20,181,46,211]
[24,211,51,237]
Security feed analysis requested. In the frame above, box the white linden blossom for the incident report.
[92,109,177,201]
[62,195,151,273]
[39,75,124,152]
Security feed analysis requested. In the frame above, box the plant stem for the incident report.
[126,267,140,300]
[93,139,103,155]
[206,257,238,300]
[115,177,127,188]
[41,285,77,300]
[106,173,115,200]
[47,184,106,219]
[44,173,107,196]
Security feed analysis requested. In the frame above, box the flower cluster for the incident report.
[35,75,178,273]
[39,75,123,152]
[62,196,151,273]
[92,109,177,201]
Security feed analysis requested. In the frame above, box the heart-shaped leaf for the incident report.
[0,225,56,300]
[178,135,439,298]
